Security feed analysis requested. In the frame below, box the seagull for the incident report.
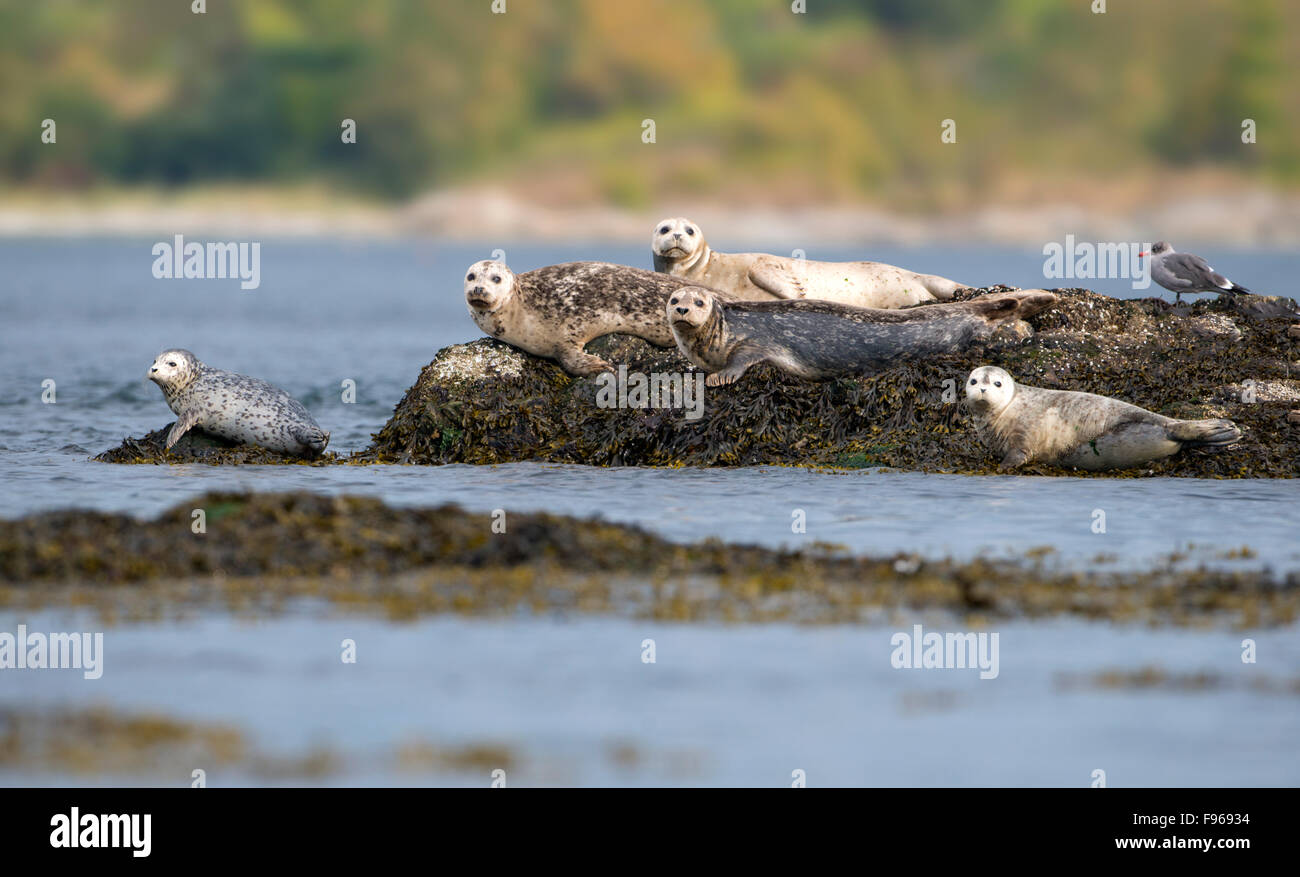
[1140,241,1252,304]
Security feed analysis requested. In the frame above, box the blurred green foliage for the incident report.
[1,0,1296,201]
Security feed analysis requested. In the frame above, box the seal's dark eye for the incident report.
[686,228,695,236]
[669,298,678,305]
[659,226,670,234]
[970,379,977,385]
[167,361,176,367]
[994,381,1002,387]
[694,299,704,307]
[491,275,501,284]
[467,273,476,282]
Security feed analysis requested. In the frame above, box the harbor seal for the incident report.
[667,286,1057,386]
[651,216,971,308]
[147,349,329,457]
[464,259,736,377]
[964,365,1241,471]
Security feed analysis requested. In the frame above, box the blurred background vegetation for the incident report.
[1,0,1296,210]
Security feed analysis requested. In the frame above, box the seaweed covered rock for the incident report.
[95,423,340,465]
[367,288,1300,476]
[4,491,1297,627]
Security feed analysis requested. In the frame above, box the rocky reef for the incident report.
[365,288,1300,476]
[97,287,1300,476]
[2,492,1296,627]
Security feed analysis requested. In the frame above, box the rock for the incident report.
[361,287,1300,477]
[1189,315,1242,342]
[1233,294,1299,321]
[96,287,1300,476]
[94,423,339,465]
[3,491,1295,627]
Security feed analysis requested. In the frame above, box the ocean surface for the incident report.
[1,236,1297,786]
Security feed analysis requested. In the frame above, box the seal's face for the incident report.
[965,366,1015,413]
[667,287,714,331]
[652,217,704,265]
[464,260,514,314]
[148,349,200,391]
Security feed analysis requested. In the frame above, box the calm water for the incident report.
[0,237,1295,567]
[4,608,1297,787]
[1,237,1297,786]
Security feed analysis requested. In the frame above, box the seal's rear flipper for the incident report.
[747,258,808,300]
[973,290,1058,322]
[1167,419,1241,447]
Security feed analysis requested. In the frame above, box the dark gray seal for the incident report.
[464,259,737,376]
[147,349,329,457]
[666,286,1058,386]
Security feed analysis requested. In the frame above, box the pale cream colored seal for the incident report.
[651,217,970,308]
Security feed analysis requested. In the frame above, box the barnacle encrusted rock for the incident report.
[365,288,1300,477]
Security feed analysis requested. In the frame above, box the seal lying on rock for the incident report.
[964,365,1241,471]
[667,286,1056,386]
[464,259,742,377]
[147,349,329,457]
[651,216,971,308]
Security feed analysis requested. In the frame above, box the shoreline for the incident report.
[4,185,1300,248]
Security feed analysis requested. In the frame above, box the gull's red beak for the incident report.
[1137,251,1147,258]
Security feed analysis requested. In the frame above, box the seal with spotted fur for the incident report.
[964,365,1241,470]
[667,286,1056,386]
[651,216,970,308]
[465,259,741,377]
[147,349,329,457]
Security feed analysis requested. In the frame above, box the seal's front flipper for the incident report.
[747,259,807,300]
[165,410,199,449]
[705,347,768,387]
[556,347,614,378]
